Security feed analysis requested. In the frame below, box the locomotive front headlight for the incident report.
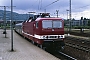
[59,35,65,38]
[46,36,48,39]
[58,36,60,38]
[63,35,65,38]
[61,35,63,38]
[40,36,43,39]
[40,36,46,39]
[43,36,46,39]
[61,35,65,38]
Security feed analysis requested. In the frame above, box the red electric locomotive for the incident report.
[16,13,65,50]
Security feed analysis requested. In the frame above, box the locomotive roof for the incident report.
[35,17,63,21]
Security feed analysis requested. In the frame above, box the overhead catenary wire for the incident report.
[71,4,90,18]
[43,0,59,13]
[38,0,40,10]
[59,4,90,14]
[40,0,42,10]
[37,0,42,10]
[59,4,90,18]
[44,0,59,8]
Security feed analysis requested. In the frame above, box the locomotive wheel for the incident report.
[37,44,43,49]
[42,47,46,51]
[37,44,42,48]
[23,36,26,39]
[31,40,35,44]
[36,44,39,47]
[39,45,46,50]
[40,45,43,49]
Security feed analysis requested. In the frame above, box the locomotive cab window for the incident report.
[42,20,52,28]
[42,20,62,28]
[36,22,38,28]
[53,21,62,28]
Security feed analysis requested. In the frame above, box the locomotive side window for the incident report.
[36,22,38,28]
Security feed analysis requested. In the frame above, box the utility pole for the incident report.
[81,17,84,33]
[11,0,14,51]
[4,6,6,38]
[44,9,46,13]
[0,6,9,38]
[0,6,15,38]
[56,10,59,17]
[69,0,71,32]
[66,10,69,20]
[66,9,69,36]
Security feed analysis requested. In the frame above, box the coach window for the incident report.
[36,22,38,28]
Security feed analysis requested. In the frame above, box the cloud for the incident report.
[0,0,4,6]
[0,0,90,19]
[1,0,90,12]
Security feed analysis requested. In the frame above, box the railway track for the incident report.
[58,51,77,60]
[65,36,90,47]
[63,36,90,60]
[65,43,90,53]
[46,49,77,60]
[65,36,90,52]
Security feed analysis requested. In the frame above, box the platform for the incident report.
[0,29,60,60]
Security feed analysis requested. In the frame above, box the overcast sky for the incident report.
[0,0,90,19]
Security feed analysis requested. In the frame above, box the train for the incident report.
[14,13,65,51]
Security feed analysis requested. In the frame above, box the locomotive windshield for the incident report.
[42,20,62,28]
